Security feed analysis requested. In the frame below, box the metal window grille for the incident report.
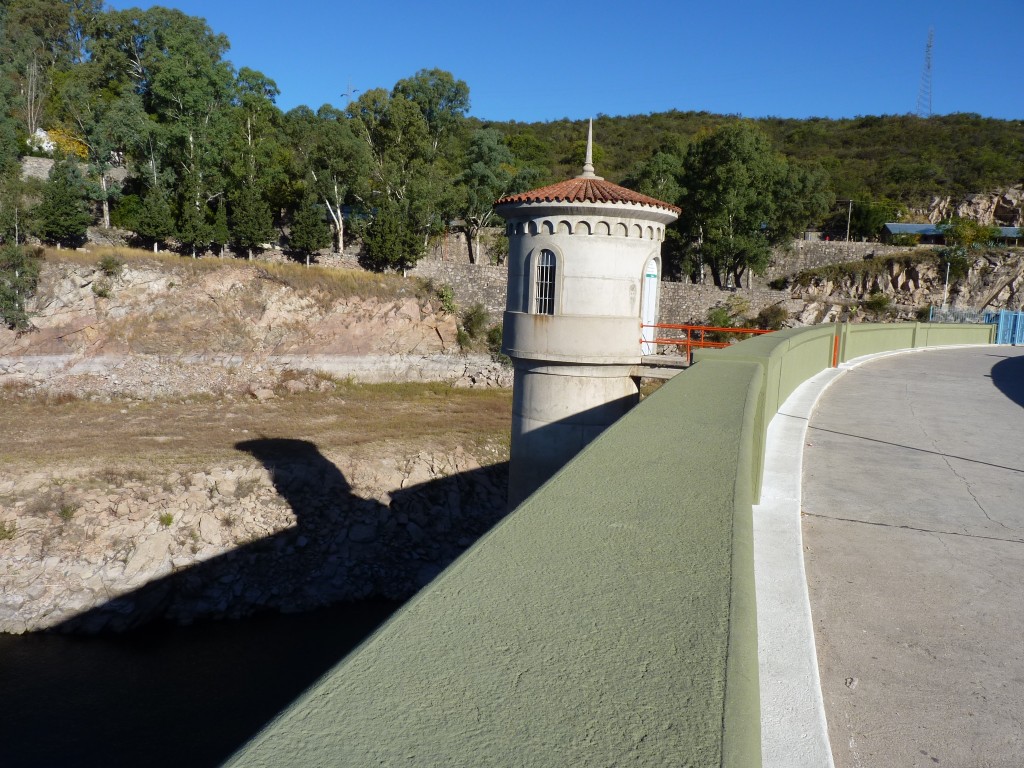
[535,250,555,315]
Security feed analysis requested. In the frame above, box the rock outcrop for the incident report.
[925,186,1024,227]
[789,250,1024,324]
[0,259,513,397]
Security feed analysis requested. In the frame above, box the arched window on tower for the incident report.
[535,249,556,315]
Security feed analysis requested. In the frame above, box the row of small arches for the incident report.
[507,220,663,240]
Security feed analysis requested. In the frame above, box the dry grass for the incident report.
[42,247,424,305]
[44,246,227,274]
[255,262,418,305]
[0,383,512,475]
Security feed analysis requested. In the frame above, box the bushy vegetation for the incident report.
[98,254,122,277]
[0,244,42,329]
[863,291,892,317]
[454,302,507,362]
[754,304,789,330]
[792,250,940,287]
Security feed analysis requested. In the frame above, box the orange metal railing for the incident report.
[641,323,773,363]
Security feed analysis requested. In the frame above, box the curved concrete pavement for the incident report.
[806,348,1024,768]
[802,346,1024,766]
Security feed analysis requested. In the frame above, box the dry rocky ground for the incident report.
[0,381,512,634]
[0,253,513,633]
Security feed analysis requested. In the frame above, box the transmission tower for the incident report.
[916,27,934,118]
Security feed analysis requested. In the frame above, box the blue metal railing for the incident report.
[996,310,1024,345]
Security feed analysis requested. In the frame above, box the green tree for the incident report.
[89,7,236,236]
[360,201,423,273]
[51,70,147,228]
[175,173,211,257]
[230,182,273,259]
[348,71,469,253]
[0,172,29,244]
[678,122,831,287]
[136,185,173,251]
[456,127,539,263]
[35,153,91,246]
[0,0,102,141]
[392,68,470,154]
[288,186,331,264]
[628,146,685,205]
[940,217,1000,249]
[0,243,42,329]
[824,198,904,241]
[284,104,367,254]
[210,196,229,255]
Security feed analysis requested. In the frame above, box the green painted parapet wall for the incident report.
[229,322,993,768]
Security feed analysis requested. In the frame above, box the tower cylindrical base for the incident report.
[507,360,638,509]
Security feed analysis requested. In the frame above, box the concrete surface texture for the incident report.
[802,346,1024,766]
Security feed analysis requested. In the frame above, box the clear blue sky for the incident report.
[104,0,1024,122]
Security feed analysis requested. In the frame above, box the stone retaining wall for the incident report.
[763,240,933,280]
[410,259,791,325]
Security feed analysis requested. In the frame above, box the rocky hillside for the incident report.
[925,186,1024,227]
[780,248,1024,325]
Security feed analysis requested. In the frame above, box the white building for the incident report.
[495,125,680,508]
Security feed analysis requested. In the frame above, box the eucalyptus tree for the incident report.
[51,68,147,228]
[0,243,42,329]
[456,127,540,263]
[225,67,283,258]
[284,104,368,254]
[345,70,470,269]
[89,7,236,238]
[392,68,470,155]
[678,122,831,287]
[0,0,102,138]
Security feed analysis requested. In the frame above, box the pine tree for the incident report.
[36,155,92,247]
[136,187,173,252]
[360,203,423,273]
[176,188,211,258]
[288,189,331,264]
[211,198,229,257]
[230,184,273,259]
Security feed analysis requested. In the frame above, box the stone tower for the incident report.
[494,123,680,508]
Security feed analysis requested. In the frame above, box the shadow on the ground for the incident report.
[989,352,1024,408]
[1,438,508,768]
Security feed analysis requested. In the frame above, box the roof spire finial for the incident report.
[578,119,602,179]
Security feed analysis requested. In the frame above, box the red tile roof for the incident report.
[495,176,681,215]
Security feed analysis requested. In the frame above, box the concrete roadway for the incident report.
[802,346,1024,767]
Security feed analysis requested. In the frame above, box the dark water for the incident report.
[0,601,400,768]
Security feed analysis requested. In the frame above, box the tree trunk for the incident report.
[709,262,723,288]
[333,222,343,254]
[464,226,478,265]
[100,175,110,228]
